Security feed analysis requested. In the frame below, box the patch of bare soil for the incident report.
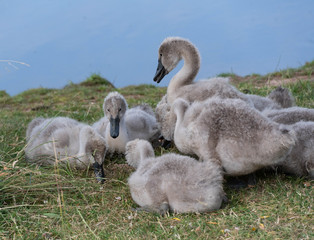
[267,76,314,86]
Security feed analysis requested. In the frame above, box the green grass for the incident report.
[1,66,313,239]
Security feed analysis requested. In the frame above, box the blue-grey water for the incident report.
[1,0,314,96]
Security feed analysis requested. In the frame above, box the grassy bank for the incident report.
[1,63,313,239]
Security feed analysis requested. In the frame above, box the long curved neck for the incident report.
[167,42,200,104]
[173,101,188,134]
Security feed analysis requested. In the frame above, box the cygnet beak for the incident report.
[110,116,120,138]
[93,162,105,183]
[153,59,168,83]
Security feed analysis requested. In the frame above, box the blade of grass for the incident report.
[76,208,100,240]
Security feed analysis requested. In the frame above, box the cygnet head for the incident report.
[80,126,107,166]
[125,139,155,169]
[153,37,200,83]
[80,126,107,183]
[103,92,128,139]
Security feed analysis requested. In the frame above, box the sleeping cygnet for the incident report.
[25,117,107,182]
[125,139,225,214]
[279,121,314,179]
[262,107,314,178]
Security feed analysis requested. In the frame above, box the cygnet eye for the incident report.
[119,108,122,112]
[160,53,162,57]
[107,109,110,112]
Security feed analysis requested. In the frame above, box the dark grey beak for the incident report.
[93,162,105,183]
[110,116,120,138]
[158,135,172,149]
[153,59,168,83]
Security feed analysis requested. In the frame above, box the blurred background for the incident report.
[1,0,314,96]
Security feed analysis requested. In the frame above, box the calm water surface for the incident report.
[1,0,313,95]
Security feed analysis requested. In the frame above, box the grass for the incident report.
[1,62,313,239]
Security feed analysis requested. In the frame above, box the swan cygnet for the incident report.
[25,117,107,182]
[125,139,224,214]
[172,97,296,176]
[263,106,314,125]
[153,37,253,105]
[262,107,314,178]
[247,86,296,112]
[276,121,314,179]
[99,91,160,153]
[155,87,294,143]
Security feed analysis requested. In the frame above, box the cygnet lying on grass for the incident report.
[125,139,225,214]
[262,107,314,178]
[25,117,107,182]
[277,121,314,179]
[93,92,160,153]
[172,97,296,176]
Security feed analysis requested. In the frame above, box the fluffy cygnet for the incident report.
[125,139,225,214]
